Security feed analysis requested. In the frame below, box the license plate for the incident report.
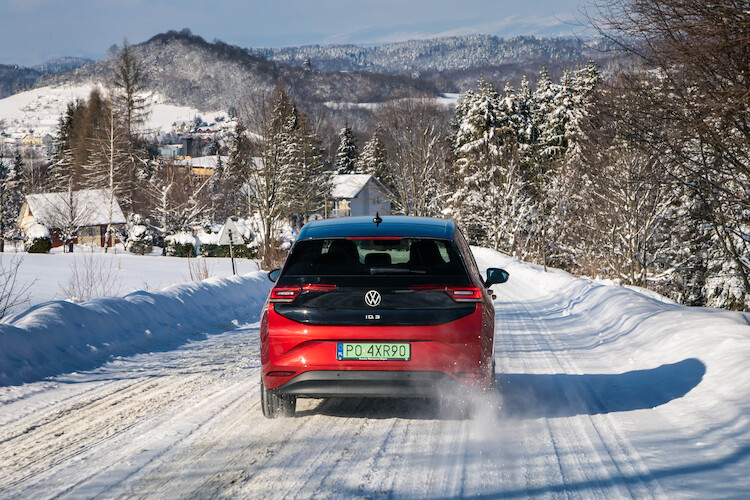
[337,342,411,361]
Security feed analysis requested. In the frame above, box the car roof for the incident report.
[297,216,456,240]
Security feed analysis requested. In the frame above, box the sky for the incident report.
[0,0,591,67]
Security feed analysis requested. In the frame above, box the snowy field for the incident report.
[1,247,750,497]
[0,84,228,137]
[1,245,261,318]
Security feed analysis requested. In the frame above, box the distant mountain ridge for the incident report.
[250,35,602,74]
[31,57,93,75]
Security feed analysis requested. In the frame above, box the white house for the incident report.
[330,174,391,217]
[18,189,126,248]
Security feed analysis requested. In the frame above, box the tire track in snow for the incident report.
[59,375,263,499]
[495,288,667,498]
[0,377,191,491]
[0,328,262,499]
[1,376,226,496]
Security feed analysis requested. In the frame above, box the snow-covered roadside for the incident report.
[474,246,750,410]
[0,271,272,386]
[474,247,750,495]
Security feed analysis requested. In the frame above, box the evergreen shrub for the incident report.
[201,244,258,259]
[26,236,52,254]
[127,239,153,255]
[167,242,196,257]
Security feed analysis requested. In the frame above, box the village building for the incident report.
[329,174,391,217]
[158,144,184,158]
[17,189,126,248]
[173,155,228,180]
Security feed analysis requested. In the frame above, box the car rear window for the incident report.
[282,238,468,278]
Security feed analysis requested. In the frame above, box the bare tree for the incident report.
[587,0,750,305]
[0,157,24,253]
[38,186,95,253]
[85,97,131,250]
[229,87,300,268]
[376,97,450,216]
[0,254,34,319]
[111,39,150,142]
[59,250,122,302]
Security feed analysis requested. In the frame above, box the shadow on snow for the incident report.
[497,357,705,419]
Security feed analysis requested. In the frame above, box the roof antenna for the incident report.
[373,212,382,227]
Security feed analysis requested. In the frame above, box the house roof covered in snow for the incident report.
[331,174,389,199]
[25,189,126,227]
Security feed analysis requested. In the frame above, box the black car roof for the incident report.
[297,216,456,240]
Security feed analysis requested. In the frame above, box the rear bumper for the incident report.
[273,370,469,398]
[260,303,495,392]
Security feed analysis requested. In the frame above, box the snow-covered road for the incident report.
[2,249,749,498]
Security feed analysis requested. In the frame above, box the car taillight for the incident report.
[409,285,483,303]
[270,286,302,303]
[446,286,483,302]
[270,284,337,303]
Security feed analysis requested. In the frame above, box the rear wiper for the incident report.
[369,267,426,275]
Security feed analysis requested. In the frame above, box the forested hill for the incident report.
[36,31,441,111]
[250,35,602,74]
[0,58,90,99]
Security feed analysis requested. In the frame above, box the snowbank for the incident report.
[0,272,272,386]
[474,246,750,436]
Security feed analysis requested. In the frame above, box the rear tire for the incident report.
[261,378,296,418]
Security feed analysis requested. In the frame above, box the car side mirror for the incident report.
[268,269,281,282]
[485,268,509,287]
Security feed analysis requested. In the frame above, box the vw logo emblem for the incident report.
[364,290,382,307]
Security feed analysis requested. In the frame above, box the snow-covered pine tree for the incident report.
[110,41,151,214]
[449,81,500,242]
[146,159,209,255]
[225,118,254,218]
[48,102,81,192]
[544,63,602,269]
[47,148,77,192]
[282,113,331,229]
[228,86,299,268]
[356,125,393,194]
[334,124,358,174]
[124,213,153,255]
[527,67,573,269]
[449,79,532,253]
[207,153,231,222]
[0,158,24,252]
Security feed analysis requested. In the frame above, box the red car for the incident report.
[260,215,508,418]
